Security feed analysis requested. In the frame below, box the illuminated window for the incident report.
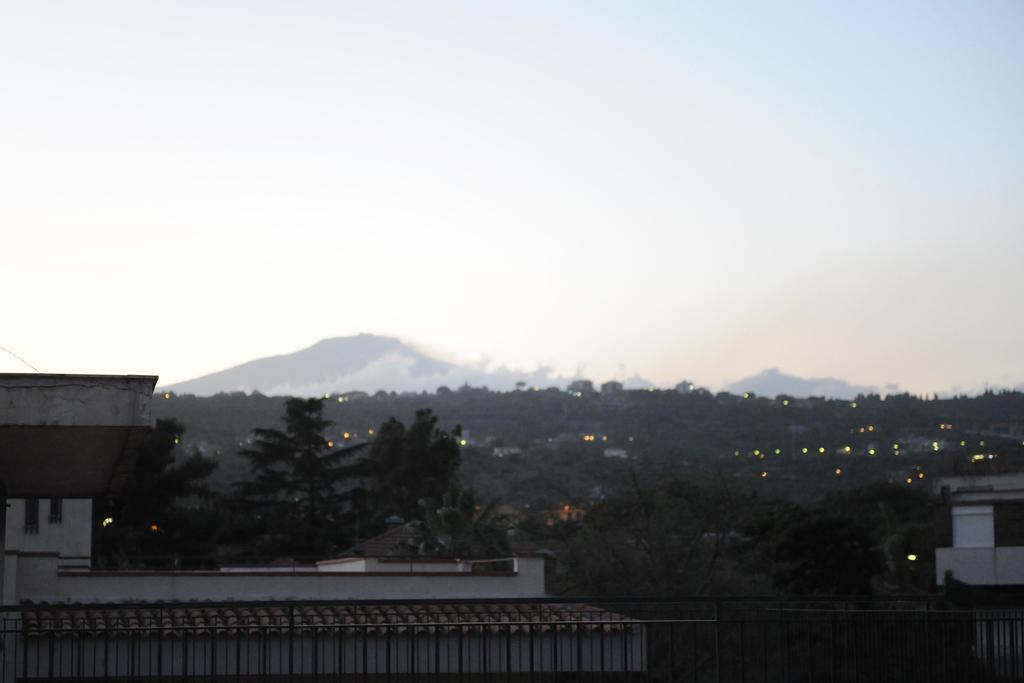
[952,505,994,548]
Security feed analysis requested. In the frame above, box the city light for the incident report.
[343,432,350,439]
[150,523,160,532]
[327,441,334,448]
[368,428,375,436]
[818,447,826,454]
[869,449,876,455]
[834,468,842,476]
[802,447,809,454]
[906,477,913,485]
[459,438,468,447]
[850,402,857,408]
[907,554,917,562]
[760,471,768,478]
[163,392,171,400]
[102,517,114,527]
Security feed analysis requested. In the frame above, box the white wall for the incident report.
[4,498,91,566]
[317,557,473,573]
[16,556,547,603]
[936,546,1024,585]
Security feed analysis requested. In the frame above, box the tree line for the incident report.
[97,397,941,597]
[94,398,505,567]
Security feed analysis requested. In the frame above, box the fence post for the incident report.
[288,605,295,683]
[714,599,721,683]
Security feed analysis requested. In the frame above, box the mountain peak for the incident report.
[726,368,877,399]
[161,335,583,397]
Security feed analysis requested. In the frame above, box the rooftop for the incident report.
[0,373,158,496]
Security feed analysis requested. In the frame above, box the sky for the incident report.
[1,1,1022,394]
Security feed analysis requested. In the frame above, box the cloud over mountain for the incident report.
[725,368,878,399]
[162,335,572,396]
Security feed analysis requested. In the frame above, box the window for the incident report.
[24,498,39,534]
[952,505,994,548]
[49,498,62,524]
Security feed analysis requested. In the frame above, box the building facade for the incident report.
[933,473,1024,587]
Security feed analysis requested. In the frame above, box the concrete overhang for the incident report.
[0,374,158,497]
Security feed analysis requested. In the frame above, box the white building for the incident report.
[4,497,91,567]
[933,473,1024,587]
[0,501,549,603]
[4,511,549,603]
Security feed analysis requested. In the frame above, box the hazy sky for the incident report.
[2,2,1022,394]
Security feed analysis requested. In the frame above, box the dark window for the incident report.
[995,503,1024,546]
[24,498,39,534]
[49,498,62,524]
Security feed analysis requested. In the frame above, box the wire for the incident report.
[0,344,40,372]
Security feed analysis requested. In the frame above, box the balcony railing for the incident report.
[0,597,1020,681]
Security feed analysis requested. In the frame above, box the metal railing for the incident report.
[0,597,1020,681]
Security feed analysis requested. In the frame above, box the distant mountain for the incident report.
[162,335,582,397]
[725,368,877,400]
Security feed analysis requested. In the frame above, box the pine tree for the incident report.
[236,398,366,558]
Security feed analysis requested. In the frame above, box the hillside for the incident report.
[155,386,1024,505]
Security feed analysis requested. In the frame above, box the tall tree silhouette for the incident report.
[365,409,461,522]
[237,398,366,558]
[94,418,218,566]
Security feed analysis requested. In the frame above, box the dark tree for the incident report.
[549,472,750,597]
[94,418,218,567]
[235,398,366,559]
[365,409,461,522]
[743,503,885,595]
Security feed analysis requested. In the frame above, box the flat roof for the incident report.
[0,374,158,496]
